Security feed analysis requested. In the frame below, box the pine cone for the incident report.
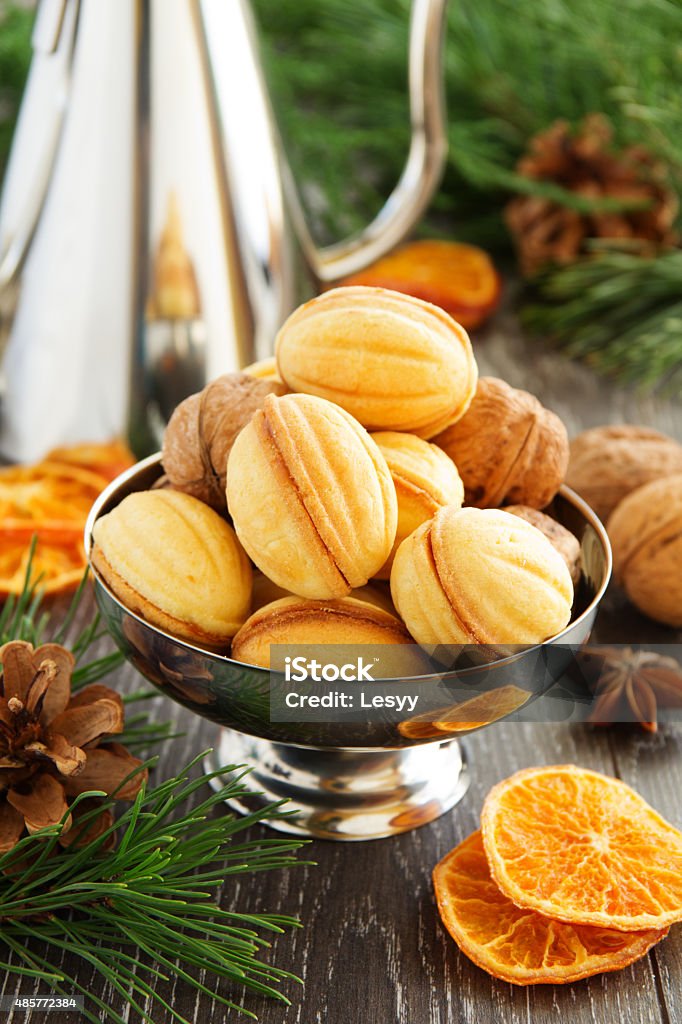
[505,114,679,276]
[0,641,146,853]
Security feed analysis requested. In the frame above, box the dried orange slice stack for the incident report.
[0,441,135,597]
[434,765,682,985]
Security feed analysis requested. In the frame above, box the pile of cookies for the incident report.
[91,286,577,669]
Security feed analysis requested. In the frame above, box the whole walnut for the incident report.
[567,424,682,523]
[433,377,569,509]
[162,373,287,511]
[608,474,682,628]
[505,505,581,585]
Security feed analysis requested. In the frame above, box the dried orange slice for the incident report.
[481,765,682,932]
[0,535,86,596]
[46,440,135,483]
[340,240,501,329]
[433,831,666,985]
[0,461,110,597]
[0,462,108,523]
[0,442,134,597]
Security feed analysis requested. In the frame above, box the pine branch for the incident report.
[0,755,310,1023]
[521,244,682,394]
[252,0,682,250]
[0,556,121,680]
[0,548,311,1020]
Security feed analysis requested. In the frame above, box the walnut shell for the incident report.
[275,286,478,435]
[390,506,573,646]
[567,424,682,523]
[433,377,569,509]
[162,372,286,511]
[371,431,464,578]
[607,474,682,628]
[505,505,581,585]
[226,393,398,599]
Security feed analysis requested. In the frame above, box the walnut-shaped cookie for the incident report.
[91,490,252,648]
[226,393,398,599]
[275,286,478,436]
[371,431,464,578]
[390,506,573,646]
[232,596,427,674]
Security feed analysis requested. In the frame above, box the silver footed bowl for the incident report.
[85,454,612,840]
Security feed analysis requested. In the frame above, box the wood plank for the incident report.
[476,304,682,441]
[229,719,669,1024]
[607,729,682,1024]
[6,644,672,1024]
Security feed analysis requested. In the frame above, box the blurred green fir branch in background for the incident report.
[0,2,33,179]
[252,0,682,253]
[251,0,682,393]
[522,243,682,394]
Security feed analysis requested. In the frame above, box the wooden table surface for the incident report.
[6,313,682,1024]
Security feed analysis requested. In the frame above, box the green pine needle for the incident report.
[0,3,33,178]
[0,547,121,684]
[0,755,310,1023]
[0,548,311,1021]
[521,244,682,394]
[252,0,682,249]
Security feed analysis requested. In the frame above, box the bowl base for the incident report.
[204,728,470,841]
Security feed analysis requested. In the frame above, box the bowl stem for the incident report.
[204,728,470,841]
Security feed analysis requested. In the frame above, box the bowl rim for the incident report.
[85,452,613,679]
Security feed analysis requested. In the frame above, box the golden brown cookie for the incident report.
[371,431,464,578]
[226,393,398,599]
[242,356,283,383]
[91,490,252,648]
[232,595,426,674]
[275,286,478,435]
[390,506,573,646]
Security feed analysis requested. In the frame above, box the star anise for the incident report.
[0,640,146,854]
[582,646,682,733]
